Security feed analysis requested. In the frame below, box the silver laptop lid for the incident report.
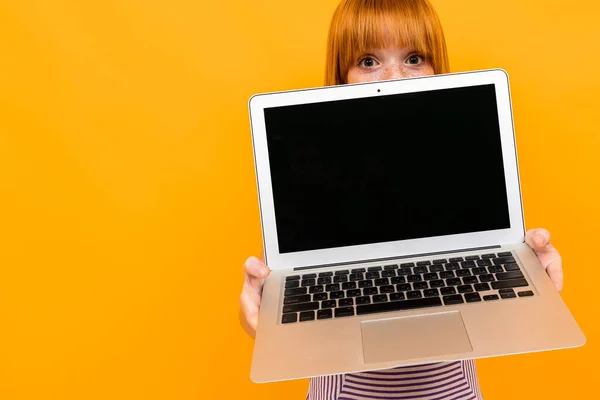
[249,69,525,271]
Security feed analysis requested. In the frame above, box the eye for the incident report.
[357,56,379,68]
[406,54,424,65]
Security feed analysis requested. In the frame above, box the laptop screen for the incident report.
[264,84,511,254]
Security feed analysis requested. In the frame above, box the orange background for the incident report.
[0,0,597,399]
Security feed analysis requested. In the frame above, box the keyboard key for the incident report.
[384,264,399,270]
[440,271,455,279]
[335,307,355,318]
[456,269,471,277]
[283,302,319,313]
[301,279,316,286]
[443,295,464,305]
[368,266,383,272]
[478,274,495,282]
[483,294,499,301]
[351,268,366,274]
[284,294,311,305]
[330,291,345,299]
[499,289,517,299]
[407,290,422,299]
[493,256,516,265]
[474,283,491,292]
[449,257,464,262]
[299,311,315,321]
[445,262,461,271]
[457,285,473,293]
[356,296,371,305]
[333,275,348,283]
[313,293,328,301]
[465,255,480,261]
[309,285,324,293]
[302,273,317,279]
[319,272,333,277]
[390,292,405,301]
[317,309,332,319]
[286,275,300,281]
[396,283,412,291]
[321,300,336,308]
[373,294,388,303]
[400,262,415,267]
[285,287,307,296]
[472,267,487,275]
[488,266,504,273]
[414,266,428,274]
[440,287,457,295]
[282,313,298,324]
[375,278,390,286]
[380,285,395,293]
[424,272,439,280]
[356,297,442,315]
[413,282,429,290]
[462,276,478,284]
[423,288,439,297]
[397,268,411,276]
[481,253,497,259]
[366,271,380,279]
[430,264,444,272]
[347,289,362,297]
[381,270,396,278]
[504,263,520,271]
[464,292,482,303]
[408,274,423,282]
[518,290,534,297]
[497,251,513,257]
[416,261,431,266]
[446,278,462,286]
[461,260,476,268]
[358,280,374,288]
[326,283,340,291]
[335,270,350,275]
[349,273,364,281]
[496,271,524,281]
[391,276,406,284]
[363,287,378,295]
[477,259,492,267]
[339,298,354,306]
[342,282,357,290]
[430,280,445,288]
[433,259,447,264]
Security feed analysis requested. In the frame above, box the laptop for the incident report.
[247,69,585,383]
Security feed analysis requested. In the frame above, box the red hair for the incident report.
[325,0,450,85]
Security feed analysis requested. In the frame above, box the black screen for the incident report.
[264,84,510,254]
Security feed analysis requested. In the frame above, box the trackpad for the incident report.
[361,311,472,364]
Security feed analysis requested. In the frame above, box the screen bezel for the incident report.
[249,69,524,270]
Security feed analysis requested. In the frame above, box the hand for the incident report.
[525,228,563,291]
[240,256,270,339]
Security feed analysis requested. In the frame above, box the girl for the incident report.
[241,1,563,398]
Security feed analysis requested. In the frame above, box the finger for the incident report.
[244,256,270,278]
[525,228,563,291]
[240,292,259,331]
[525,228,551,251]
[545,257,564,291]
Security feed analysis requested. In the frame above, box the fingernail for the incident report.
[535,234,544,243]
[261,267,269,276]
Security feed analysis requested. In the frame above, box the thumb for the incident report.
[525,228,552,252]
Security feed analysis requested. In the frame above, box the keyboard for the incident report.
[280,251,534,324]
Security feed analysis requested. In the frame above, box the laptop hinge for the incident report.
[293,244,502,271]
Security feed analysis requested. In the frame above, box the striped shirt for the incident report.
[306,360,483,400]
